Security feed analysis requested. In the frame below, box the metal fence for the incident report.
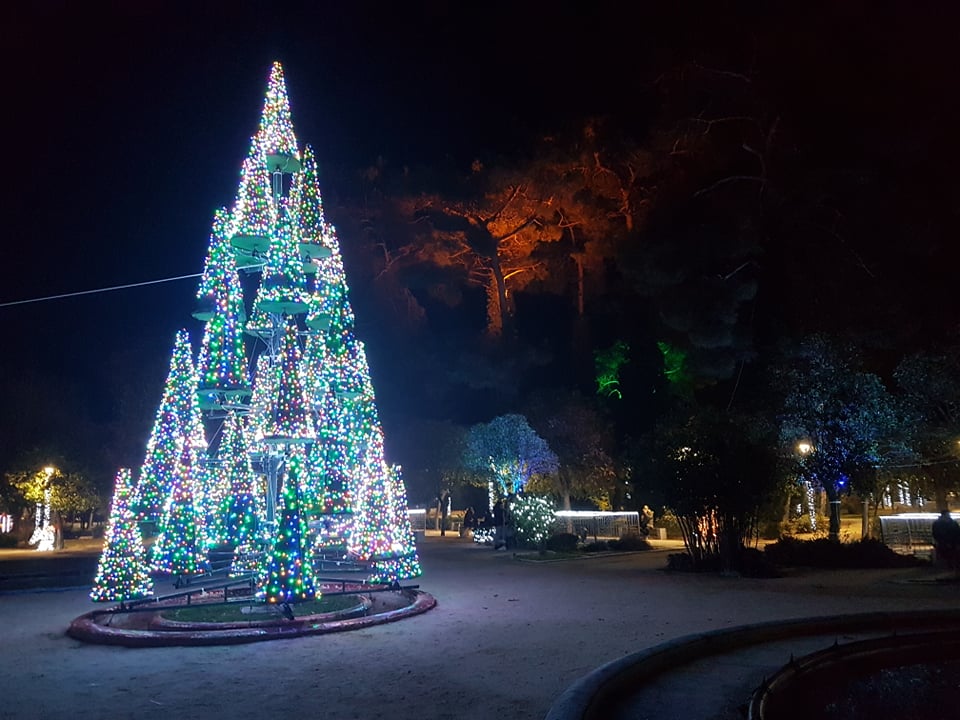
[407,508,428,532]
[551,511,641,540]
[879,512,959,558]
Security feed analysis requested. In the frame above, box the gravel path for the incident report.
[1,536,955,720]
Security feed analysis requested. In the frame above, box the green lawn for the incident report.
[161,594,363,623]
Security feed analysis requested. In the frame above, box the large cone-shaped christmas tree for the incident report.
[110,61,421,605]
[91,468,154,603]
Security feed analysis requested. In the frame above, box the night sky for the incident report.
[3,3,958,484]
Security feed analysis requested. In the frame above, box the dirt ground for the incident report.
[1,534,955,720]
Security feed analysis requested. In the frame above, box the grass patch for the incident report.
[161,593,363,623]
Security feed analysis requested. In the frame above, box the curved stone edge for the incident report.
[751,627,960,718]
[148,596,373,630]
[66,590,437,648]
[544,608,960,720]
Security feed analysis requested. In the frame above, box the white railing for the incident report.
[552,511,641,539]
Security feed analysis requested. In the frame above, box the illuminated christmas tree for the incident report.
[90,468,154,604]
[263,321,315,444]
[257,60,300,174]
[195,302,250,403]
[216,412,261,548]
[254,199,309,315]
[194,208,242,321]
[135,331,207,520]
[306,391,354,531]
[349,427,420,583]
[258,449,317,604]
[291,144,334,271]
[230,144,276,254]
[136,407,185,522]
[152,442,208,578]
[368,464,422,584]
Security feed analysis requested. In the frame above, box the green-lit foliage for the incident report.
[595,340,629,399]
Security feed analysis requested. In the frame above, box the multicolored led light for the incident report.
[258,449,317,603]
[91,468,154,603]
[152,442,208,577]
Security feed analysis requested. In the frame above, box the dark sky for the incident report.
[2,1,653,475]
[2,2,958,478]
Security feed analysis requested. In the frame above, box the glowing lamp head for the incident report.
[797,442,813,455]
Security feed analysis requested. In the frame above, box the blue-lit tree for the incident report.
[463,413,559,511]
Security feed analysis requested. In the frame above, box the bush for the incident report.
[738,547,782,578]
[0,533,19,549]
[546,533,579,553]
[763,536,925,569]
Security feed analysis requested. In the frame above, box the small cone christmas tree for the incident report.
[91,468,154,604]
[349,428,419,575]
[230,145,276,253]
[254,199,309,315]
[263,321,315,444]
[369,464,422,584]
[136,407,184,521]
[257,60,300,173]
[194,208,243,321]
[259,449,317,604]
[217,412,261,549]
[290,144,333,262]
[195,301,250,401]
[152,441,208,577]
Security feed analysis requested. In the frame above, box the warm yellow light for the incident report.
[797,442,812,455]
[43,466,56,477]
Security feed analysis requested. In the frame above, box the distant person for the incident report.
[932,509,960,572]
[462,507,476,538]
[439,489,451,537]
[642,505,655,528]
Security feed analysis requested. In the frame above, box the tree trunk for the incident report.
[562,490,572,533]
[861,497,870,539]
[826,486,841,542]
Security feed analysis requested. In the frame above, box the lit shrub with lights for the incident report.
[511,495,556,550]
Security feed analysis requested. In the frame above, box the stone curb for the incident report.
[544,608,960,720]
[66,589,437,647]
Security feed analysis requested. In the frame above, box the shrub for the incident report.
[738,547,782,578]
[764,537,925,569]
[0,533,19,549]
[545,533,579,553]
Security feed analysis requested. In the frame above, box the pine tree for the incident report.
[90,468,154,604]
[152,442,208,578]
[258,449,317,604]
